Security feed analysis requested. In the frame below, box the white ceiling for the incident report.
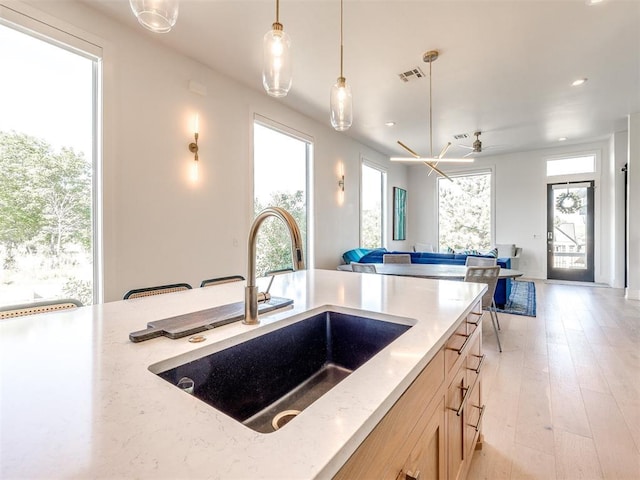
[85,0,640,159]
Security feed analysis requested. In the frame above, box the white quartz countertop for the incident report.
[0,269,484,479]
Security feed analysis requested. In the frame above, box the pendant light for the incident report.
[263,0,292,97]
[129,0,179,33]
[330,0,352,131]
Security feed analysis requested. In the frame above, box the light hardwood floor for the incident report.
[468,280,640,480]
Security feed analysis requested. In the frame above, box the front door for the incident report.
[547,182,595,282]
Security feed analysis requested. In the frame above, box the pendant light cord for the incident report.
[340,0,344,78]
[429,57,433,157]
[275,0,280,23]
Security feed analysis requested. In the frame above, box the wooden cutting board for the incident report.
[129,297,293,342]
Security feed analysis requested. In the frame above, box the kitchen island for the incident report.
[0,269,485,479]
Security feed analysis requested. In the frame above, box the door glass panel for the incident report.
[547,181,594,282]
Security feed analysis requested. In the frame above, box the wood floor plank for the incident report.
[554,428,603,479]
[581,388,640,479]
[467,281,640,480]
[549,382,591,437]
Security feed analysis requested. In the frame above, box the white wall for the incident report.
[18,0,407,302]
[409,139,628,286]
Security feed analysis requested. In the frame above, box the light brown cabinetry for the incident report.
[334,301,484,480]
[445,312,483,480]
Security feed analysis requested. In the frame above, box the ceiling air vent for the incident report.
[453,133,469,140]
[398,67,425,83]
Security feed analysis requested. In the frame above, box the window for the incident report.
[438,171,492,251]
[547,154,595,176]
[360,161,386,248]
[0,14,101,307]
[253,117,311,276]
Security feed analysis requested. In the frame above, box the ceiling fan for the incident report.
[457,131,504,157]
[391,50,473,181]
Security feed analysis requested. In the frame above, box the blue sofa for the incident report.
[343,248,512,307]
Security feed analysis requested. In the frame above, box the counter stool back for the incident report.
[123,283,192,300]
[200,275,245,287]
[0,298,82,320]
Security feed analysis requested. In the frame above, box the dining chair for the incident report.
[123,283,192,300]
[200,275,245,287]
[383,253,411,264]
[351,263,377,273]
[464,266,502,352]
[465,255,497,267]
[465,256,501,329]
[0,298,82,320]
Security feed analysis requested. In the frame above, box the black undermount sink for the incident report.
[152,308,413,433]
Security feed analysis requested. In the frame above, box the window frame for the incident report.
[251,114,314,270]
[0,7,103,304]
[546,152,597,177]
[359,158,387,249]
[436,167,495,251]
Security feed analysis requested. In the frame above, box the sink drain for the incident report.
[271,409,301,431]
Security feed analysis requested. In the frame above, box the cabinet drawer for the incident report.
[334,350,445,480]
[465,329,484,388]
[445,301,482,376]
[445,321,468,375]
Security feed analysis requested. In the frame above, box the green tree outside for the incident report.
[438,173,491,251]
[0,131,93,305]
[254,190,307,277]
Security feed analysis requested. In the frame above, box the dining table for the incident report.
[338,263,524,280]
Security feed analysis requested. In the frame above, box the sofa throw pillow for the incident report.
[484,247,498,258]
[457,248,481,256]
[342,248,372,264]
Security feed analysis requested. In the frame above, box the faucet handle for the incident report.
[256,275,274,304]
[265,274,275,295]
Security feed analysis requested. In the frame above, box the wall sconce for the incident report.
[338,174,345,192]
[189,115,199,160]
[188,115,199,181]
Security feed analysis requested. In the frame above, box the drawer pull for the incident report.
[451,372,481,416]
[468,404,486,432]
[468,354,486,374]
[446,332,471,355]
[405,470,421,480]
[447,384,470,416]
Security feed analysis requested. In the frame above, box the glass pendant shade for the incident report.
[262,25,292,97]
[129,0,179,33]
[330,77,353,131]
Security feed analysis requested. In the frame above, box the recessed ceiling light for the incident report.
[384,121,396,127]
[572,78,588,86]
[558,137,567,142]
[586,0,604,5]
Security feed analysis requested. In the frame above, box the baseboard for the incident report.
[625,288,640,300]
[544,279,610,288]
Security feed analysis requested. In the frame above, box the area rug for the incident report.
[495,280,536,317]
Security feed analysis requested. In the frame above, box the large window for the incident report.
[438,171,492,251]
[253,118,311,276]
[360,161,386,248]
[0,14,101,307]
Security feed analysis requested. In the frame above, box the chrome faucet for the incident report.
[244,207,305,325]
